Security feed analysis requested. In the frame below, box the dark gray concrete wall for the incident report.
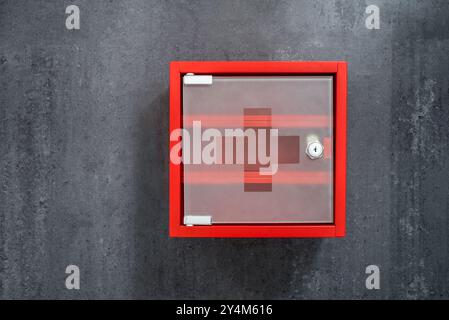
[0,0,448,299]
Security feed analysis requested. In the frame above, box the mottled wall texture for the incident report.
[1,0,448,299]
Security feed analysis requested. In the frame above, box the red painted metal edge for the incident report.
[169,62,182,237]
[176,61,338,74]
[172,225,336,238]
[169,61,346,238]
[334,61,347,237]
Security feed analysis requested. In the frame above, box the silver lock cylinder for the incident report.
[306,134,324,159]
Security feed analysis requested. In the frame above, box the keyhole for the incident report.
[306,140,323,160]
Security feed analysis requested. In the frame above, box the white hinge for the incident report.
[183,73,213,85]
[184,215,212,226]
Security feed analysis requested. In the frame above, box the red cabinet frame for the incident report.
[169,61,347,238]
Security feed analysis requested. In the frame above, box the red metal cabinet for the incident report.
[169,61,347,238]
